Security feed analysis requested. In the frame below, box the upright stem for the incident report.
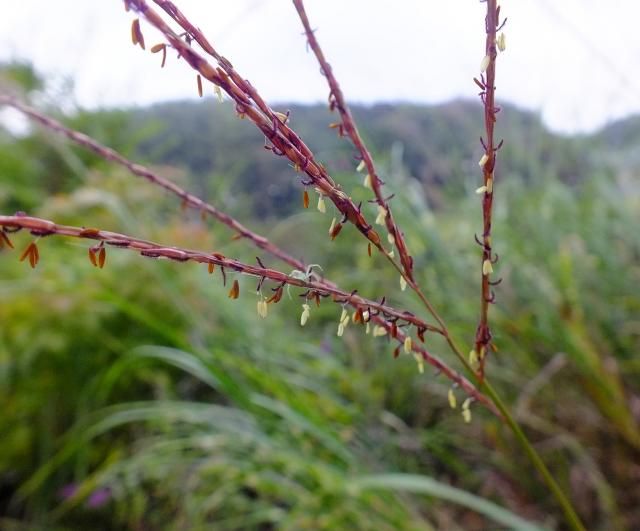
[384,1,586,523]
[293,0,415,283]
[481,382,587,531]
[474,0,501,380]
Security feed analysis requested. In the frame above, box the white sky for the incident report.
[2,0,640,134]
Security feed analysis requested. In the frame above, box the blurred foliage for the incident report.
[0,62,44,94]
[0,64,639,529]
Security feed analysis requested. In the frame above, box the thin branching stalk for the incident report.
[289,0,472,378]
[125,0,435,269]
[291,0,460,373]
[474,3,584,528]
[1,94,504,415]
[0,95,447,339]
[0,94,302,270]
[0,214,496,413]
[292,0,414,282]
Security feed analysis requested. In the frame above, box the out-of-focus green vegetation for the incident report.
[0,65,638,530]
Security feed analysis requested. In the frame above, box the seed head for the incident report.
[328,217,336,234]
[228,279,240,299]
[19,242,39,269]
[131,19,146,50]
[197,75,203,97]
[0,231,14,249]
[98,247,106,269]
[329,219,343,240]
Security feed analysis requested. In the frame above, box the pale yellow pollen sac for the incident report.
[373,325,387,337]
[214,85,223,103]
[480,54,491,73]
[365,322,371,335]
[497,32,506,52]
[448,388,457,409]
[468,349,479,368]
[317,195,326,213]
[300,303,311,326]
[387,233,395,245]
[475,185,488,195]
[462,398,472,423]
[256,299,268,319]
[482,259,493,276]
[274,111,289,124]
[413,353,424,374]
[363,174,373,189]
[356,160,366,173]
[375,206,387,226]
[400,275,407,291]
[362,310,370,322]
[403,336,412,354]
[486,178,493,194]
[337,307,350,336]
[478,153,489,167]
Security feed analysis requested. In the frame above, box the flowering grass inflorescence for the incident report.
[0,1,589,529]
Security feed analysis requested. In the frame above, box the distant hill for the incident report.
[128,99,620,217]
[3,86,636,217]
